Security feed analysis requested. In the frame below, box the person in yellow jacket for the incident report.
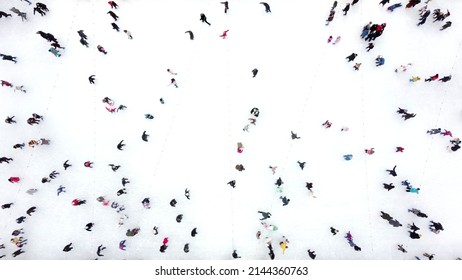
[279,241,288,254]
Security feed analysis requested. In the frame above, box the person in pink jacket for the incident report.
[8,177,20,183]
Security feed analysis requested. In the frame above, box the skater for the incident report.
[1,80,13,87]
[408,208,428,218]
[72,199,86,206]
[297,161,306,170]
[424,74,439,82]
[237,142,244,153]
[375,55,385,66]
[107,10,118,21]
[116,188,126,196]
[386,165,397,177]
[0,157,13,164]
[0,53,17,63]
[252,68,259,77]
[108,1,118,9]
[291,131,300,139]
[269,165,278,174]
[352,0,360,5]
[258,211,272,220]
[88,75,95,84]
[145,113,154,119]
[353,63,361,71]
[402,112,416,120]
[111,22,120,32]
[185,30,194,40]
[108,164,120,172]
[49,47,61,57]
[219,30,229,39]
[176,214,183,223]
[84,161,94,168]
[280,196,290,206]
[227,180,236,188]
[322,120,332,128]
[343,3,350,15]
[330,227,339,235]
[397,244,407,253]
[383,183,395,191]
[429,221,444,234]
[142,131,149,142]
[63,243,73,252]
[366,42,374,52]
[185,188,190,200]
[1,203,14,209]
[365,148,375,155]
[387,3,402,12]
[85,223,94,231]
[307,249,316,259]
[396,146,404,152]
[49,170,59,179]
[406,186,420,194]
[221,1,229,13]
[379,0,390,5]
[77,30,87,40]
[142,198,151,209]
[62,160,72,170]
[79,38,89,47]
[427,128,441,135]
[333,36,341,45]
[275,177,283,186]
[57,185,66,196]
[389,219,402,227]
[346,53,358,62]
[5,116,16,124]
[232,250,241,259]
[200,13,211,26]
[279,241,288,254]
[14,85,27,93]
[398,107,407,115]
[440,21,452,31]
[326,9,335,25]
[0,11,12,18]
[235,164,245,171]
[119,240,126,250]
[33,7,46,16]
[441,129,452,137]
[380,211,393,221]
[8,177,20,183]
[26,206,36,216]
[184,243,190,253]
[96,245,106,257]
[170,78,178,88]
[117,140,125,150]
[260,2,271,13]
[170,199,177,207]
[16,216,26,223]
[251,107,260,117]
[123,30,133,39]
[191,228,198,237]
[438,75,451,82]
[97,45,107,54]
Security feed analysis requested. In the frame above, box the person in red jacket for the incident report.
[163,237,169,246]
[108,1,118,9]
[425,74,439,82]
[1,80,13,87]
[8,177,20,183]
[72,199,86,206]
[220,30,229,39]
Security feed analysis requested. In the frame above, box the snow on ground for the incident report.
[1,0,462,260]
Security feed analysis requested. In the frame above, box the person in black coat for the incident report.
[260,2,271,13]
[200,13,211,25]
[346,53,357,62]
[107,10,118,21]
[185,30,194,40]
[63,243,73,252]
[343,3,350,15]
[221,1,229,13]
[386,165,397,177]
